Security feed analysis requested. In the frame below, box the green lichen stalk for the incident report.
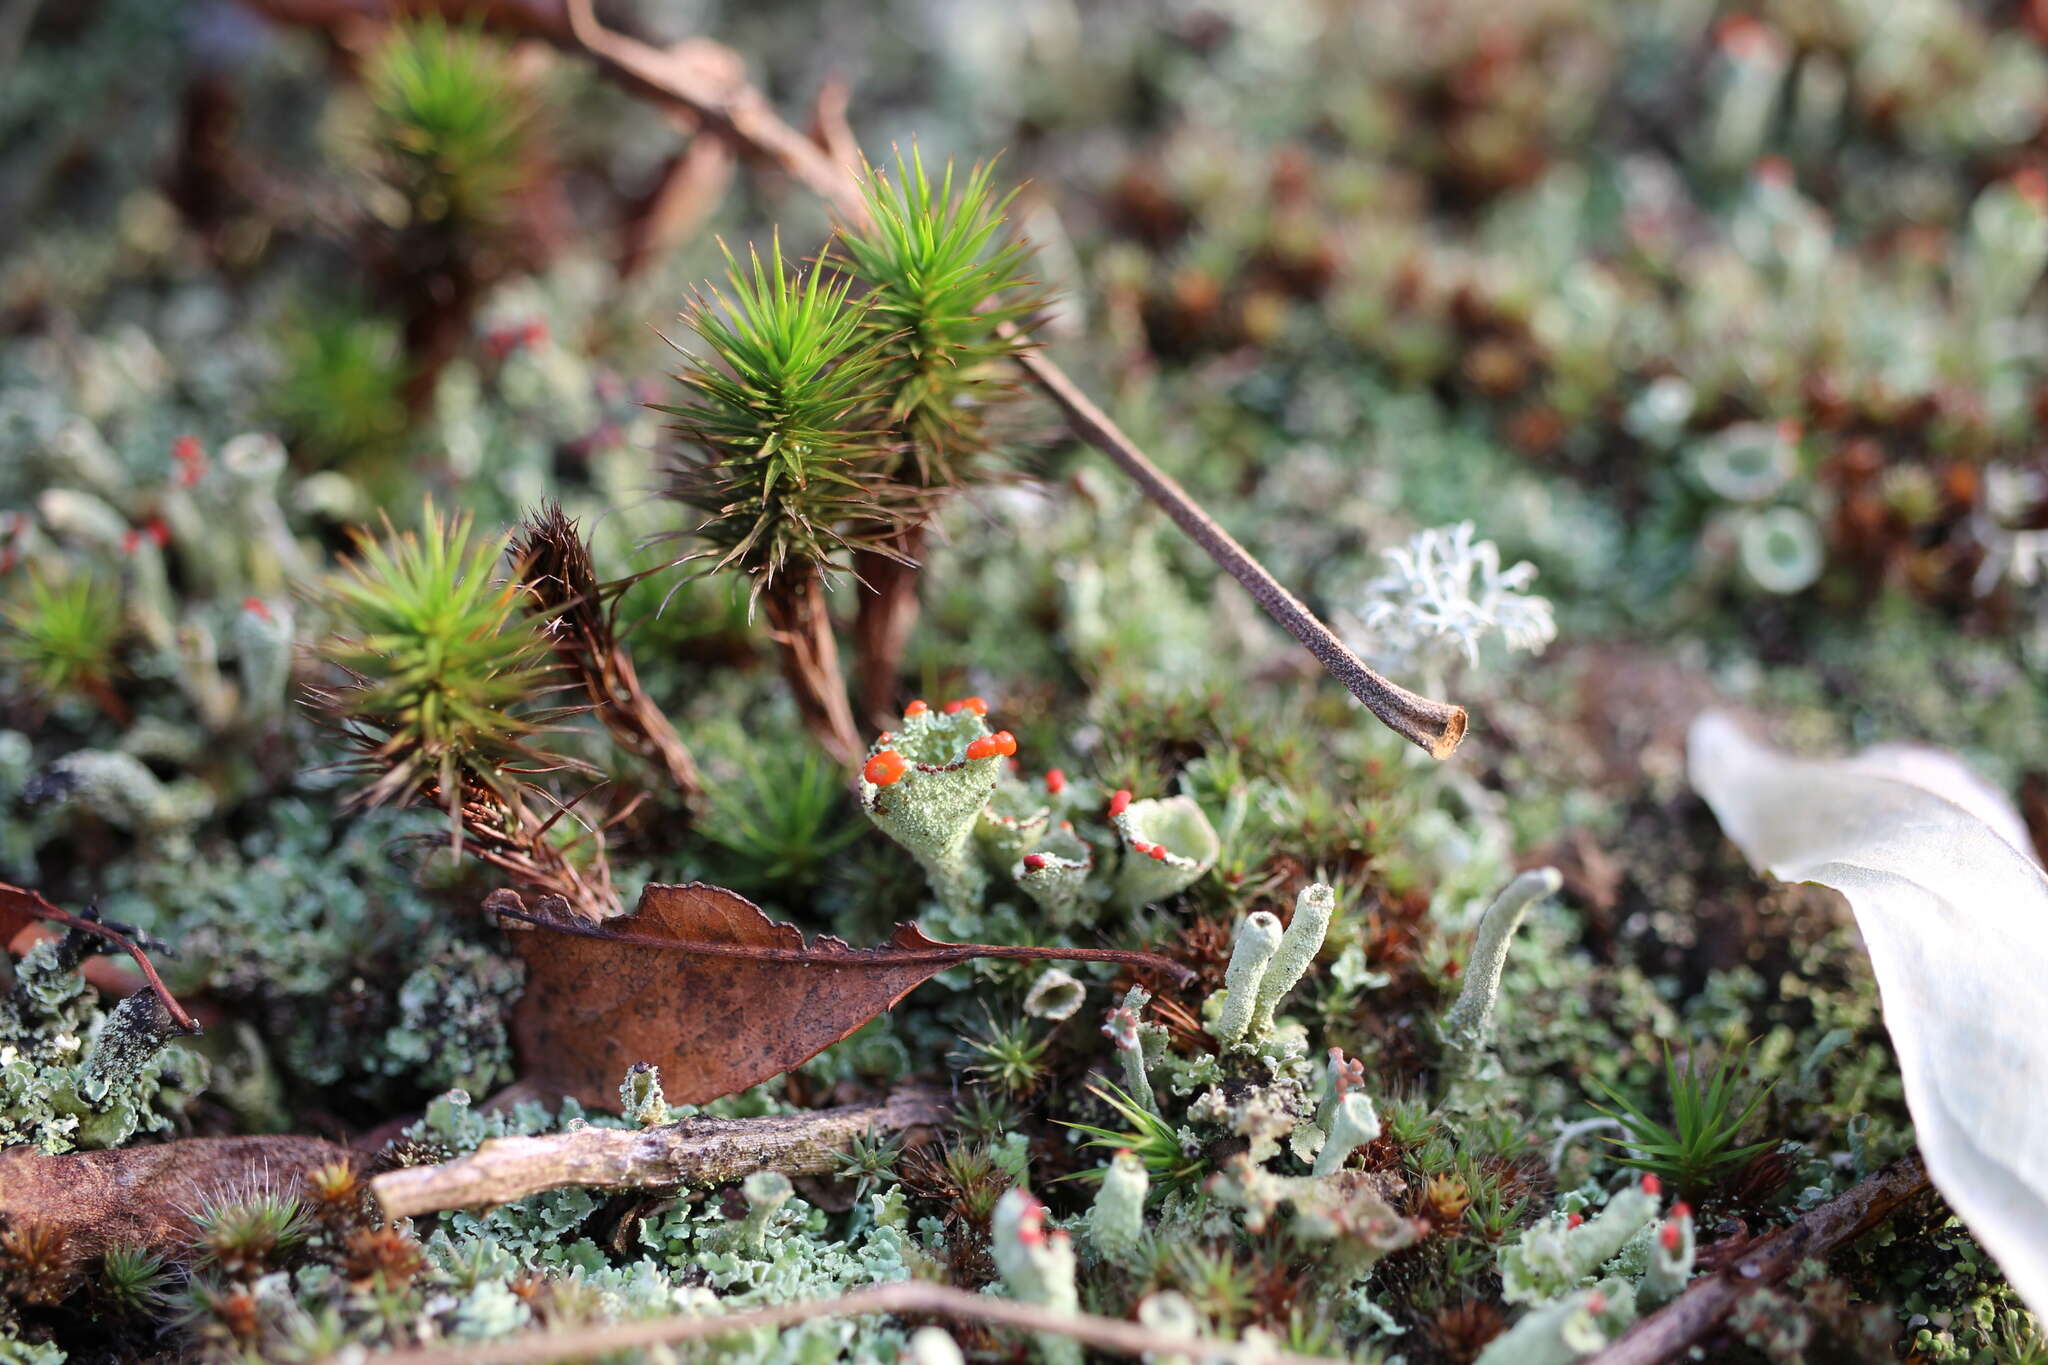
[1440,866,1562,1055]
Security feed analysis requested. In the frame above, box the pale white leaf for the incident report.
[1688,712,2048,1315]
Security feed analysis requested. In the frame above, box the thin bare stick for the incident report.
[1583,1155,1931,1365]
[619,131,735,280]
[1011,342,1467,757]
[239,0,1469,758]
[372,1085,949,1220]
[561,0,1465,759]
[345,1278,1349,1365]
[0,883,201,1034]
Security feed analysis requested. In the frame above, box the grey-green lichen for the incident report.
[0,938,206,1154]
[860,705,1005,913]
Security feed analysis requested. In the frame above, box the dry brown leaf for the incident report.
[0,1136,349,1261]
[502,882,1194,1108]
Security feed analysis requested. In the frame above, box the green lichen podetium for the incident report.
[1013,825,1094,926]
[976,772,1051,866]
[1110,795,1219,911]
[0,939,206,1155]
[859,705,1004,913]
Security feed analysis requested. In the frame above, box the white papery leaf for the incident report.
[1688,712,2048,1315]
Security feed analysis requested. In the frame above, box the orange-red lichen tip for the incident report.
[863,750,908,786]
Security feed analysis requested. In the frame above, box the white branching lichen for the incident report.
[1347,521,1556,673]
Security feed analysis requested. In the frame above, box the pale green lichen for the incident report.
[1475,1284,1633,1365]
[1209,910,1282,1049]
[1022,968,1085,1021]
[1310,1092,1380,1177]
[1087,1150,1150,1260]
[1500,1179,1663,1306]
[0,939,206,1154]
[860,706,1004,912]
[1100,985,1162,1114]
[1440,866,1562,1056]
[991,1188,1081,1365]
[1110,796,1218,911]
[619,1062,671,1126]
[977,773,1050,865]
[1247,882,1333,1040]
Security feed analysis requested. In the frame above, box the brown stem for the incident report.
[244,0,1469,759]
[0,883,201,1035]
[604,647,705,800]
[851,522,928,727]
[495,897,1197,986]
[1583,1155,1931,1365]
[618,132,733,280]
[761,569,864,766]
[371,1084,948,1218]
[340,1278,1350,1365]
[1012,343,1466,758]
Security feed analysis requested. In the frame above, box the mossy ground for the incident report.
[4,2,2046,1362]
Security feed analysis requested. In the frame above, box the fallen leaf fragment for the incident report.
[1688,712,2048,1315]
[501,882,1194,1108]
[0,1136,350,1261]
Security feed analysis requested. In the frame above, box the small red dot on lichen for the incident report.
[1660,1222,1682,1252]
[1566,1212,1584,1229]
[1641,1174,1662,1197]
[242,596,272,623]
[965,736,1001,761]
[1671,1201,1692,1221]
[1109,789,1133,817]
[1044,768,1066,794]
[904,700,928,717]
[1023,854,1048,871]
[1147,845,1168,860]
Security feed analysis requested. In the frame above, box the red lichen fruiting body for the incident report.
[1044,768,1066,794]
[863,750,908,786]
[904,699,928,717]
[1108,789,1133,817]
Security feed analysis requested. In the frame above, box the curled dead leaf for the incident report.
[501,882,1194,1108]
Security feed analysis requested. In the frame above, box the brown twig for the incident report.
[618,132,734,280]
[512,504,706,802]
[761,568,866,765]
[1582,1155,1931,1365]
[558,0,1466,759]
[371,1084,948,1219]
[1010,341,1467,757]
[237,0,1469,759]
[0,883,201,1035]
[343,1278,1350,1365]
